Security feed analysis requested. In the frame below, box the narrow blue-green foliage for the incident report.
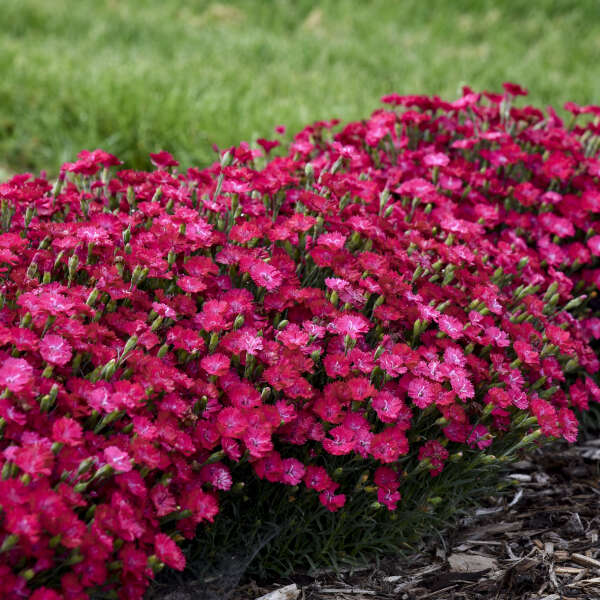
[148,424,533,594]
[1,0,600,176]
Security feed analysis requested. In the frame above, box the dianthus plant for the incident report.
[0,83,599,598]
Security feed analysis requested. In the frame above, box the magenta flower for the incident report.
[154,533,186,571]
[0,357,34,393]
[40,334,72,366]
[201,353,230,376]
[104,446,133,473]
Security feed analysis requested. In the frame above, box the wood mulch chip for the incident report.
[231,438,600,600]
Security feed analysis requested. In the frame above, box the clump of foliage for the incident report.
[0,84,599,599]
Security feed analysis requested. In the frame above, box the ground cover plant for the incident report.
[2,0,600,177]
[0,84,599,599]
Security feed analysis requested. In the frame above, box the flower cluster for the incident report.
[0,84,599,598]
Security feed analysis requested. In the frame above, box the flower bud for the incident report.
[1,461,14,480]
[100,359,116,380]
[479,454,497,464]
[521,429,542,444]
[305,162,314,180]
[374,295,385,308]
[531,375,547,390]
[517,256,529,269]
[0,534,19,554]
[411,265,424,283]
[378,188,390,213]
[19,312,32,329]
[40,393,56,413]
[543,281,559,302]
[151,186,162,203]
[72,352,83,374]
[76,457,95,476]
[516,416,538,429]
[85,288,100,307]
[150,316,163,332]
[68,252,79,278]
[122,224,131,245]
[205,450,226,465]
[209,332,220,353]
[220,150,233,167]
[449,451,463,463]
[233,314,245,330]
[122,335,138,358]
[563,295,586,311]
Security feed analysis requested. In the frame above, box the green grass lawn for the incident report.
[1,0,600,176]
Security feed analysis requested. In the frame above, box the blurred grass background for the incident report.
[1,0,599,177]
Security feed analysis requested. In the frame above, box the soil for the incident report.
[230,438,600,600]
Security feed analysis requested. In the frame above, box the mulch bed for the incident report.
[231,438,600,600]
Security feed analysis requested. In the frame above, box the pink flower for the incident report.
[249,262,283,291]
[181,488,219,523]
[423,152,449,167]
[331,313,370,339]
[322,426,355,456]
[377,487,401,510]
[0,357,34,393]
[558,407,578,443]
[150,150,179,168]
[216,407,248,437]
[372,391,405,423]
[418,440,449,477]
[253,451,283,482]
[370,427,409,463]
[281,458,305,485]
[155,533,186,571]
[40,334,72,366]
[104,446,133,473]
[407,378,438,409]
[467,425,493,450]
[438,315,464,340]
[374,466,400,490]
[201,353,230,376]
[15,438,54,476]
[178,276,207,293]
[243,424,273,458]
[52,417,83,446]
[319,485,346,511]
[586,235,600,256]
[303,465,332,492]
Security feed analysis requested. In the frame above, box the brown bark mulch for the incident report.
[232,438,600,600]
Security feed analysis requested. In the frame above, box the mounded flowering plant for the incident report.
[0,84,599,598]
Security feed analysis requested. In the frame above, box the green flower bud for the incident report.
[209,332,220,353]
[151,186,162,203]
[0,534,18,554]
[121,335,138,358]
[220,150,233,168]
[150,316,163,332]
[563,295,587,311]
